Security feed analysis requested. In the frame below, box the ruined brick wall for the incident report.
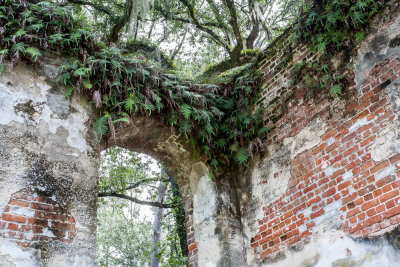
[0,189,76,248]
[238,7,400,266]
[0,62,99,266]
[2,5,400,267]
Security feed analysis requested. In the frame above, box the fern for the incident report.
[330,84,341,97]
[93,115,109,138]
[235,148,249,165]
[180,103,192,119]
[25,47,41,62]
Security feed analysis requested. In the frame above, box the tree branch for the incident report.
[99,192,172,208]
[110,0,134,42]
[246,0,260,49]
[221,0,243,55]
[177,0,232,54]
[125,177,169,191]
[153,4,225,29]
[171,28,188,60]
[66,0,114,16]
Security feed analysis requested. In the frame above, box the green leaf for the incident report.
[93,115,109,138]
[82,79,93,89]
[73,67,90,77]
[235,147,249,165]
[113,118,130,123]
[64,86,74,100]
[25,47,41,62]
[330,84,341,97]
[180,103,192,119]
[15,29,26,38]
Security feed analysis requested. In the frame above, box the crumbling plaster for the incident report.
[0,62,99,266]
[238,10,400,267]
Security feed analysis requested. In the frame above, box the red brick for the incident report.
[379,190,399,203]
[2,214,26,223]
[358,213,366,221]
[383,206,400,218]
[390,216,400,225]
[361,199,379,211]
[364,193,373,201]
[310,208,325,219]
[365,214,383,228]
[366,208,377,217]
[376,204,385,213]
[31,203,53,211]
[16,241,30,248]
[342,192,358,204]
[380,219,391,229]
[360,135,376,147]
[355,198,364,205]
[347,207,361,219]
[338,181,351,191]
[373,189,383,198]
[322,129,338,141]
[370,161,390,174]
[392,180,400,189]
[303,183,317,194]
[361,161,373,171]
[376,175,396,188]
[322,188,336,198]
[389,154,400,164]
[188,243,197,251]
[7,223,18,230]
[9,199,30,207]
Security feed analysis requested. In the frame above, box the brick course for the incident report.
[250,51,400,260]
[0,188,76,247]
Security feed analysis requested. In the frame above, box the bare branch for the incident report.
[177,0,232,54]
[99,192,172,208]
[171,28,188,60]
[125,177,169,191]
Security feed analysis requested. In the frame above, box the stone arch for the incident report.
[112,117,247,266]
[0,61,247,267]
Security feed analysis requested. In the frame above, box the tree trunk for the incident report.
[150,179,169,267]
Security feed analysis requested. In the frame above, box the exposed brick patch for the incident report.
[0,188,76,247]
[250,53,400,261]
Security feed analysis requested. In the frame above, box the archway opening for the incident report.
[96,146,188,266]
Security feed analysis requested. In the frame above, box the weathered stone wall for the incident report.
[237,7,400,266]
[0,62,99,266]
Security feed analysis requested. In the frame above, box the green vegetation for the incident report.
[97,147,188,266]
[0,0,388,170]
[0,0,268,170]
[293,0,386,98]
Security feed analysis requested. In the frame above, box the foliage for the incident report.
[0,0,269,169]
[99,147,159,196]
[97,199,154,267]
[0,0,388,170]
[293,0,386,97]
[67,0,303,76]
[97,147,188,266]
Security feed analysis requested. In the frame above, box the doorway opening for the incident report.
[96,147,188,266]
